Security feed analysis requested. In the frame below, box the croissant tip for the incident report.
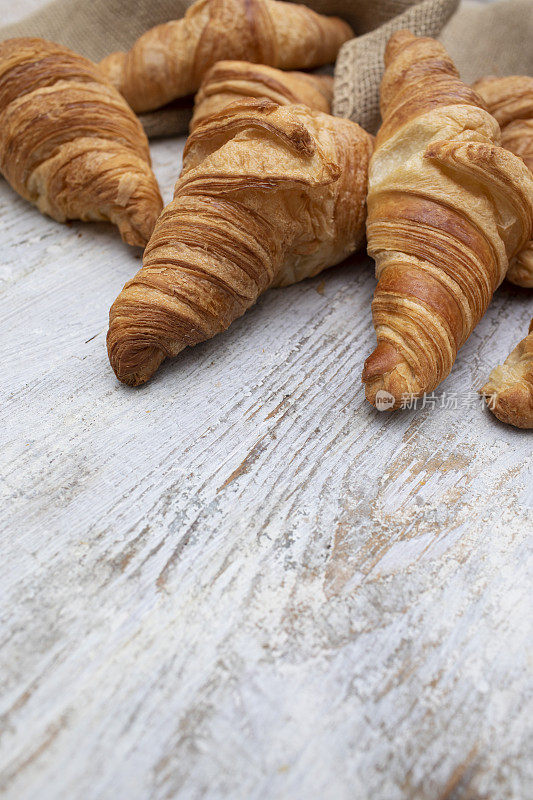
[115,204,161,248]
[339,18,355,38]
[107,334,165,387]
[362,342,420,411]
[506,253,533,288]
[480,385,533,429]
[362,341,403,382]
[384,30,416,64]
[118,226,149,248]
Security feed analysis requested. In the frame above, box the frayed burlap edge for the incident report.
[333,0,459,133]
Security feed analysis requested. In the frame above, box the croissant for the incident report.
[0,38,162,247]
[107,100,373,386]
[191,60,333,130]
[473,76,533,288]
[480,318,533,429]
[362,31,533,410]
[99,0,353,113]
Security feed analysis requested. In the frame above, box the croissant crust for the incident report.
[99,0,352,113]
[107,99,373,385]
[362,31,533,410]
[474,76,533,288]
[191,60,333,130]
[480,318,533,429]
[0,37,162,246]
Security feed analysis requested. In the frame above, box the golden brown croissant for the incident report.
[99,0,352,113]
[107,99,373,386]
[473,76,533,288]
[480,318,533,429]
[362,31,533,410]
[0,38,162,247]
[191,60,333,130]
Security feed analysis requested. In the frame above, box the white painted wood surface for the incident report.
[1,3,532,799]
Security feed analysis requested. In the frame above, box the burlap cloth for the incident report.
[1,0,532,136]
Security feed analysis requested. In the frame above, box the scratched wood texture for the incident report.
[1,3,533,799]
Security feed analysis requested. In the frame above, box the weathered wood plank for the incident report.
[1,87,532,800]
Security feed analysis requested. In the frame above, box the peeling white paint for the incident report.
[0,83,532,800]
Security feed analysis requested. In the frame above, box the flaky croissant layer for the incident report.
[362,31,533,410]
[474,75,533,288]
[107,100,373,386]
[0,37,162,246]
[481,318,533,429]
[99,0,352,113]
[191,60,334,130]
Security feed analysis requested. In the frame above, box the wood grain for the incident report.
[1,128,532,800]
